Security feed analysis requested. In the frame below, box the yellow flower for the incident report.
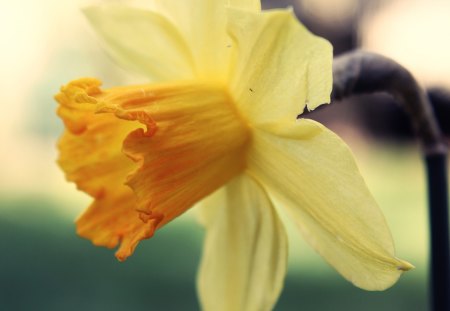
[56,1,413,310]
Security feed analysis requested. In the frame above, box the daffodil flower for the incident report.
[56,0,413,310]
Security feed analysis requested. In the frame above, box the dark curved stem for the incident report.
[330,50,449,311]
[331,50,446,155]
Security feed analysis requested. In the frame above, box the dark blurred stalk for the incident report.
[328,50,449,311]
[426,153,450,311]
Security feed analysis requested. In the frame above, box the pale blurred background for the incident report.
[1,0,449,310]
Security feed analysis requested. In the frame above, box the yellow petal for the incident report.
[93,81,251,232]
[83,6,195,81]
[197,174,287,311]
[149,0,230,80]
[56,78,154,261]
[228,8,332,124]
[247,119,413,290]
[227,0,261,11]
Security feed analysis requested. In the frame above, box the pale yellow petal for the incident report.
[56,78,154,261]
[227,0,261,11]
[149,0,230,80]
[247,119,413,290]
[228,8,332,124]
[83,6,195,81]
[198,174,287,311]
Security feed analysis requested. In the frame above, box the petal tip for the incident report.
[397,259,415,272]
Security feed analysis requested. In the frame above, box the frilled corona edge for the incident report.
[57,77,252,261]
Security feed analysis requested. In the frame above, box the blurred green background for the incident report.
[1,0,449,310]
